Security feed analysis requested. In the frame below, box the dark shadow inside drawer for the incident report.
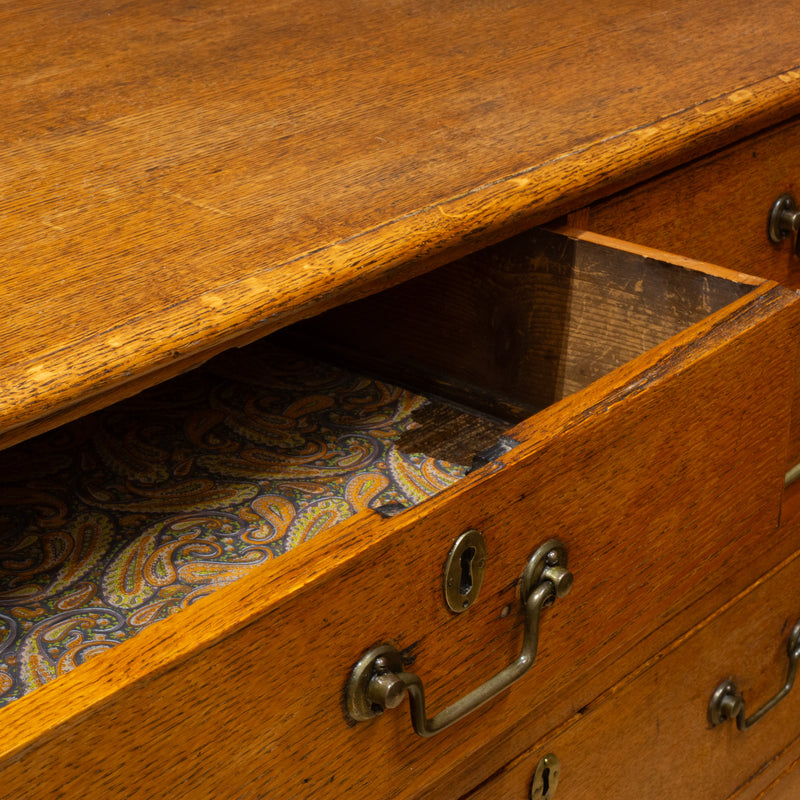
[288,226,755,422]
[0,227,756,709]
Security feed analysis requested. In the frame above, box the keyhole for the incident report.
[443,529,486,613]
[531,753,560,799]
[541,767,550,796]
[459,546,476,600]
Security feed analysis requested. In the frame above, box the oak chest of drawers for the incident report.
[3,1,800,798]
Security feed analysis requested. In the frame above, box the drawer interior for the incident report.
[291,227,756,422]
[0,227,758,709]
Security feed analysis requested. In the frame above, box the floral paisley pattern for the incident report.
[0,342,465,707]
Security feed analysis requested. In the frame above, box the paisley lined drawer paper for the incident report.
[0,342,465,708]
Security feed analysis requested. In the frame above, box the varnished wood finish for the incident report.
[0,280,795,799]
[295,229,755,421]
[753,754,800,800]
[572,116,800,289]
[571,118,800,472]
[4,0,800,447]
[7,4,800,797]
[729,732,800,800]
[462,547,800,800]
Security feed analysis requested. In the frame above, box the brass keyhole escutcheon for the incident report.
[443,529,487,613]
[531,753,561,799]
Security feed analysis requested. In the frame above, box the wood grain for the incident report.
[295,228,756,421]
[752,753,800,800]
[571,115,800,289]
[0,282,795,799]
[4,0,800,447]
[728,731,800,800]
[461,547,800,800]
[570,121,800,471]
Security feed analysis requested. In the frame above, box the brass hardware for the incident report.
[785,460,800,488]
[708,619,800,731]
[443,529,487,613]
[520,541,572,603]
[768,194,800,256]
[530,753,561,800]
[345,538,572,737]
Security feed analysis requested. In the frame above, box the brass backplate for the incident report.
[443,529,487,613]
[531,752,561,799]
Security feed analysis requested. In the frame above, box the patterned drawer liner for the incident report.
[0,341,465,708]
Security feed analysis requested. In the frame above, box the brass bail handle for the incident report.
[768,194,800,256]
[708,619,800,731]
[346,538,573,738]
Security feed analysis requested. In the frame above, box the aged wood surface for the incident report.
[461,547,800,800]
[0,285,795,799]
[297,229,757,421]
[729,730,800,800]
[572,116,800,289]
[3,0,800,446]
[571,124,800,470]
[416,281,800,800]
[753,753,800,800]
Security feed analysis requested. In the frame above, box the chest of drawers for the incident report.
[3,1,800,798]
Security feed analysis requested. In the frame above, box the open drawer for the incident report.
[0,228,797,799]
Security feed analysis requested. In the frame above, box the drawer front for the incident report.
[461,546,800,800]
[757,754,800,800]
[0,236,797,799]
[571,116,800,290]
[571,122,800,473]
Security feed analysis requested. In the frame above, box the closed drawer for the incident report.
[571,118,800,475]
[460,545,800,800]
[570,116,800,290]
[0,229,797,799]
[755,752,800,800]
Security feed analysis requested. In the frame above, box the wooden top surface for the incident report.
[4,0,800,446]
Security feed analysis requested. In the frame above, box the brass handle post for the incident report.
[708,620,800,731]
[346,539,572,738]
[768,194,800,257]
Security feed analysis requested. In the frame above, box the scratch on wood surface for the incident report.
[632,125,661,140]
[41,220,65,231]
[163,191,232,217]
[26,364,55,382]
[202,293,225,310]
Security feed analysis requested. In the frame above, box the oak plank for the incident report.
[293,228,755,420]
[3,0,800,444]
[751,754,800,800]
[572,116,800,289]
[461,547,800,800]
[570,121,800,471]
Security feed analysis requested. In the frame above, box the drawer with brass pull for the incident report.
[459,547,800,800]
[0,228,798,799]
[569,116,800,477]
[569,115,800,290]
